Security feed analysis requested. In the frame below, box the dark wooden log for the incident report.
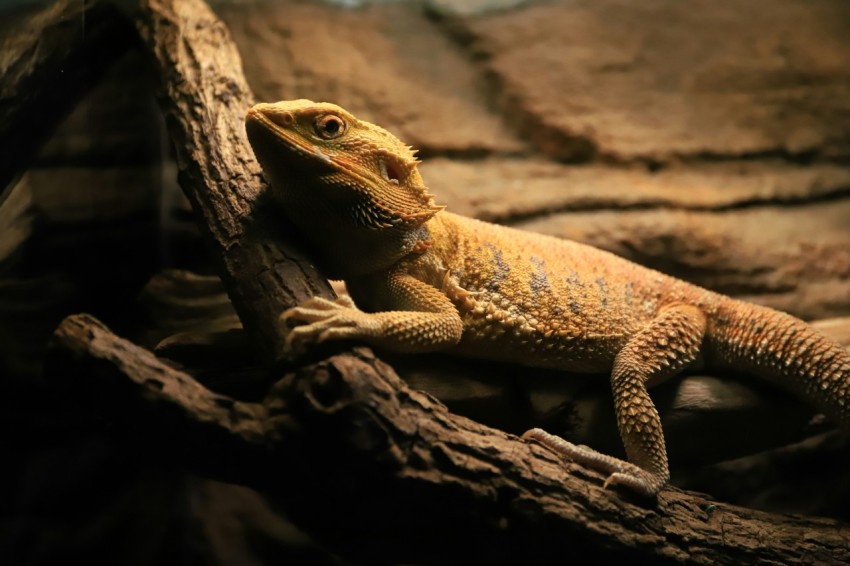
[49,313,850,565]
[133,0,333,362]
[0,0,133,200]
[48,313,269,486]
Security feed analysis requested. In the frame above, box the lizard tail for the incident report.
[708,297,850,430]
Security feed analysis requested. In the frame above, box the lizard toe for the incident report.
[603,471,662,498]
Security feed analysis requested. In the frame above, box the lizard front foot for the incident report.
[522,428,665,498]
[281,295,372,352]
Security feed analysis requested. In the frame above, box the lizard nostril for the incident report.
[247,105,295,129]
[273,111,295,127]
[254,106,295,128]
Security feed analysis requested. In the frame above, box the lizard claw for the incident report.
[281,294,365,353]
[281,295,355,322]
[601,471,663,498]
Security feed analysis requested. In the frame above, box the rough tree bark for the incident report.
[50,314,850,564]
[40,0,850,563]
[134,0,333,362]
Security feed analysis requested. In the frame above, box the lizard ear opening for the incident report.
[379,159,403,185]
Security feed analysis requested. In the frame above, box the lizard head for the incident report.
[246,99,444,276]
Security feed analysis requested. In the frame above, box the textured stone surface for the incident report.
[422,157,850,221]
[26,167,160,222]
[455,0,850,162]
[218,1,524,155]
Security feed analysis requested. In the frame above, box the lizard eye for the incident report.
[314,114,347,139]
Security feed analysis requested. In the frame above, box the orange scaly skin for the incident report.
[246,99,850,497]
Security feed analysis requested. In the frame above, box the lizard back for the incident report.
[400,212,714,372]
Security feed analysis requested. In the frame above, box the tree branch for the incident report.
[50,314,850,565]
[133,0,333,362]
[49,313,269,485]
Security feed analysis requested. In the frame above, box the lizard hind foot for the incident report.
[521,428,665,498]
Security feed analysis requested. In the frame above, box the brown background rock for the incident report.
[456,0,850,162]
[219,1,524,155]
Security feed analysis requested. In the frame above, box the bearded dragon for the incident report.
[245,99,850,497]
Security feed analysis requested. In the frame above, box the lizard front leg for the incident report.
[525,304,706,497]
[283,271,463,354]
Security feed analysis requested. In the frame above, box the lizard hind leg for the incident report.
[524,304,706,498]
